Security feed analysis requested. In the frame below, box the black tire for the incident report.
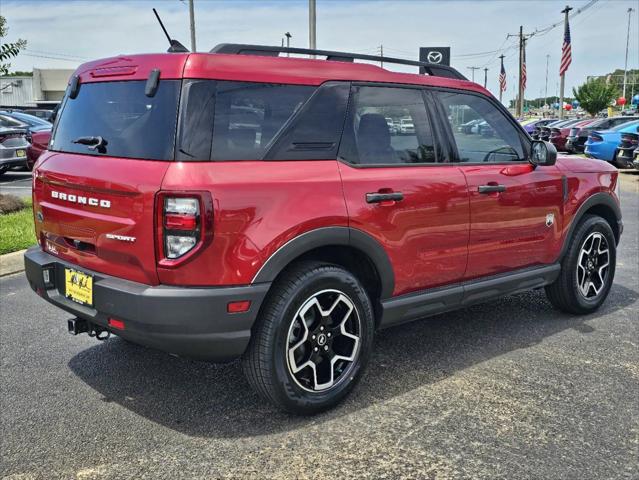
[612,152,629,169]
[242,261,375,415]
[0,168,7,178]
[545,215,616,314]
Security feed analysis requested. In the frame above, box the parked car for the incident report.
[459,119,482,134]
[539,119,581,142]
[26,129,51,170]
[584,120,639,164]
[525,118,557,136]
[25,44,622,414]
[566,116,639,153]
[550,118,597,152]
[1,110,52,134]
[21,109,55,122]
[632,146,639,170]
[0,127,30,176]
[385,117,399,135]
[615,127,639,168]
[399,117,415,134]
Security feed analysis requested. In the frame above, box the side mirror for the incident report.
[530,140,557,167]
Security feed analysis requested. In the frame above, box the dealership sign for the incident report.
[419,47,451,72]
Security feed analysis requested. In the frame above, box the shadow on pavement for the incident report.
[68,283,638,439]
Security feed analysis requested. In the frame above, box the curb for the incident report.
[0,249,26,277]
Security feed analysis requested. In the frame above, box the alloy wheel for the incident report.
[286,289,361,392]
[576,232,610,299]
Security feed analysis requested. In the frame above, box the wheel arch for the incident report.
[252,227,395,309]
[560,192,621,261]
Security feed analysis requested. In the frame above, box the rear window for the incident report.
[51,80,180,160]
[177,80,316,161]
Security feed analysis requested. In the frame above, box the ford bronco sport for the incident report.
[25,44,622,414]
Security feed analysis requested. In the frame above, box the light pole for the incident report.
[622,7,634,110]
[309,0,316,50]
[285,32,292,56]
[545,54,550,109]
[188,0,196,52]
[483,67,489,89]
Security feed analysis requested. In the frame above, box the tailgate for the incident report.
[33,152,168,285]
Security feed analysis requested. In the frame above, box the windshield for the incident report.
[51,80,180,160]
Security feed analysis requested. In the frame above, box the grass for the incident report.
[0,199,36,255]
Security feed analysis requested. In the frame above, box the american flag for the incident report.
[560,17,572,76]
[499,60,507,92]
[521,45,527,91]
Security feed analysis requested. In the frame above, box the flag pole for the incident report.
[559,5,572,119]
[499,54,505,104]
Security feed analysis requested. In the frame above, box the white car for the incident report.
[399,118,415,135]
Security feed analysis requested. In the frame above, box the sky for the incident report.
[2,0,638,105]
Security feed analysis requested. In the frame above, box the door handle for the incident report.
[478,184,506,194]
[366,191,404,204]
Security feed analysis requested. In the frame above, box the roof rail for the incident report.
[210,44,467,81]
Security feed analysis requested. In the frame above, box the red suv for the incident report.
[25,45,622,414]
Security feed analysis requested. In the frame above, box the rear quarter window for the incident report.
[51,80,180,161]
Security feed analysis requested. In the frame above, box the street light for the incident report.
[285,32,292,57]
[622,7,635,110]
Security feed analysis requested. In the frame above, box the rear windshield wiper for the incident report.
[73,136,108,153]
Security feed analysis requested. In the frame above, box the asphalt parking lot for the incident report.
[1,173,638,479]
[0,171,32,199]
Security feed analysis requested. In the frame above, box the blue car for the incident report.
[585,120,639,162]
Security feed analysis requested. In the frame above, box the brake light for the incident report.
[589,133,604,142]
[156,192,214,267]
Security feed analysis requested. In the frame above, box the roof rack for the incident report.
[210,44,467,81]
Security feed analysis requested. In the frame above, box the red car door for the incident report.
[434,90,564,280]
[338,85,469,296]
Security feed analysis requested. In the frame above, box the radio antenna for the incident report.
[153,8,189,53]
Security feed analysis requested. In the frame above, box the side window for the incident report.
[338,86,437,165]
[436,91,526,163]
[264,82,350,160]
[176,79,216,161]
[211,82,314,161]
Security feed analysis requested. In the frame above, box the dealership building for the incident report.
[0,68,73,108]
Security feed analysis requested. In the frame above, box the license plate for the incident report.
[65,268,93,306]
[16,150,26,157]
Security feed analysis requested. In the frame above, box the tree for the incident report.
[0,16,27,76]
[573,79,619,117]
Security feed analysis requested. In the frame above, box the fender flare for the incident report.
[559,192,622,260]
[252,227,395,299]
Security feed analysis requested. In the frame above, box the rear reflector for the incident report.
[227,301,251,313]
[164,213,197,230]
[108,318,125,330]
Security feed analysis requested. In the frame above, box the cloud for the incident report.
[2,0,638,104]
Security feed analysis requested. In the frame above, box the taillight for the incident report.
[156,192,214,267]
[589,133,604,142]
[621,134,639,146]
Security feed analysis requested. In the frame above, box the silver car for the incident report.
[0,127,30,177]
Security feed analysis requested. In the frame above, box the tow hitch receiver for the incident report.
[68,318,88,335]
[67,318,110,340]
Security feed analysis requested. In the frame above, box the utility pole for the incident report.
[309,0,317,50]
[508,26,533,118]
[483,67,489,89]
[622,7,634,110]
[379,45,384,68]
[285,32,292,56]
[467,66,480,83]
[188,0,196,52]
[559,5,572,119]
[545,55,550,109]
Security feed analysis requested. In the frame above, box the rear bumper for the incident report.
[24,247,270,362]
[0,155,28,169]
